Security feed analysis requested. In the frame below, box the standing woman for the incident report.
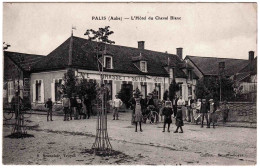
[191,99,197,123]
[134,93,143,132]
[195,99,202,125]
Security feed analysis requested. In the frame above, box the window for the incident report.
[141,84,147,97]
[188,86,192,97]
[179,84,182,96]
[35,80,42,102]
[104,80,112,100]
[104,56,113,69]
[55,79,62,101]
[8,81,14,102]
[140,61,147,72]
[188,70,192,80]
[169,68,173,79]
[155,83,161,99]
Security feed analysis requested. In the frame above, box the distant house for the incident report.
[3,51,44,104]
[231,51,257,101]
[184,55,250,80]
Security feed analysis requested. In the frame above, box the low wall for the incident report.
[218,102,257,123]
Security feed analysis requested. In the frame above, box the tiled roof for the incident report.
[186,55,249,77]
[32,36,187,78]
[4,51,44,71]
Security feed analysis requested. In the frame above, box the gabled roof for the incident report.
[185,55,249,77]
[230,57,257,82]
[32,36,187,78]
[4,51,44,71]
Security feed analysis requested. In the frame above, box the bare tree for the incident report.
[84,26,115,154]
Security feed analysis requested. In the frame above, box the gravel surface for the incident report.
[2,111,257,165]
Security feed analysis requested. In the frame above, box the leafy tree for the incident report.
[169,79,180,101]
[118,84,133,109]
[75,78,97,100]
[195,76,235,101]
[61,69,76,98]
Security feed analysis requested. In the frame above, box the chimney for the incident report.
[219,62,225,75]
[176,48,183,59]
[138,41,145,50]
[249,51,254,71]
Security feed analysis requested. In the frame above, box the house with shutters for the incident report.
[26,33,197,109]
[3,33,199,110]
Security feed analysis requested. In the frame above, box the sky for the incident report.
[3,2,257,59]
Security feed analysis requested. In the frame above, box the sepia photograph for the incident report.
[1,2,257,166]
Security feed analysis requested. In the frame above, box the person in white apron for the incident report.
[134,94,143,132]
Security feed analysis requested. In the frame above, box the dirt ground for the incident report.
[2,112,257,165]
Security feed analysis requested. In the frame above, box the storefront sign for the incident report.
[78,71,164,83]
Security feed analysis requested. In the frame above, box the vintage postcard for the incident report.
[2,2,257,166]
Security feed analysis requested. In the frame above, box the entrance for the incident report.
[119,83,133,109]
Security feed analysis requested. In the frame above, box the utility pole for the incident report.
[219,62,225,102]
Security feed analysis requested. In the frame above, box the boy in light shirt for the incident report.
[112,94,123,120]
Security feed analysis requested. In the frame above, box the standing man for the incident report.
[177,96,186,121]
[172,95,179,118]
[62,94,70,121]
[200,99,209,128]
[112,94,123,120]
[11,91,23,119]
[45,98,53,121]
[222,101,229,124]
[70,94,77,120]
[83,94,91,119]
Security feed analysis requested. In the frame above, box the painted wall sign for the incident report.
[77,71,165,83]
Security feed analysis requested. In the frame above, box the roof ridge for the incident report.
[186,55,248,61]
[73,35,179,57]
[4,51,45,57]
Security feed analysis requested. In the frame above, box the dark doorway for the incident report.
[118,83,133,109]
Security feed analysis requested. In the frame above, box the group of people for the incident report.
[172,95,230,129]
[112,90,230,133]
[44,89,229,134]
[45,93,93,121]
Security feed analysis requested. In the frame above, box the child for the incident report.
[134,93,143,132]
[45,98,53,121]
[174,105,184,133]
[162,102,173,132]
[208,99,217,128]
[112,94,123,120]
[76,96,83,119]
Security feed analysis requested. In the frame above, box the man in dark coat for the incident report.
[70,94,77,120]
[11,91,23,119]
[200,99,209,128]
[172,95,179,118]
[45,98,53,121]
